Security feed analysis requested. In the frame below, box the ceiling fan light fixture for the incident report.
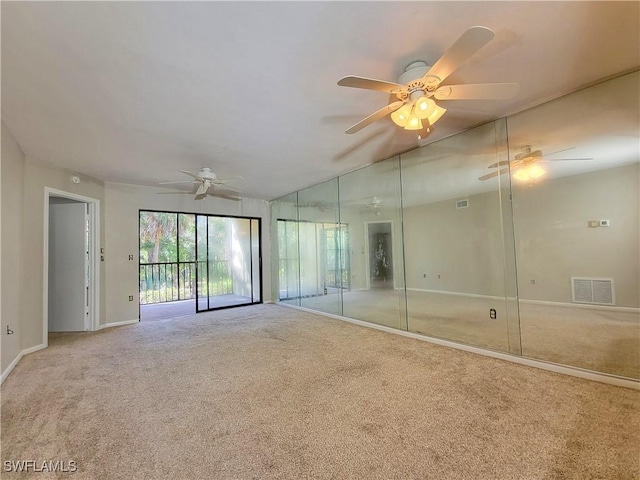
[528,164,546,179]
[415,96,436,119]
[513,164,546,183]
[391,104,412,127]
[404,110,423,130]
[427,103,447,125]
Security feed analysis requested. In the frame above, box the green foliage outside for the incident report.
[139,212,234,304]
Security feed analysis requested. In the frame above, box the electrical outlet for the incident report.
[490,308,497,319]
[128,254,134,261]
[423,273,427,278]
[531,279,536,285]
[128,295,134,302]
[7,325,14,335]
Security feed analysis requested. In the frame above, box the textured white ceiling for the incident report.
[2,2,639,200]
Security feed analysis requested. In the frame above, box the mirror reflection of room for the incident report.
[271,70,639,380]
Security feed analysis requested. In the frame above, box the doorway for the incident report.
[44,188,99,340]
[365,221,394,289]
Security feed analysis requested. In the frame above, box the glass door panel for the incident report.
[251,219,261,302]
[195,214,262,312]
[298,179,342,316]
[195,215,209,312]
[272,193,301,305]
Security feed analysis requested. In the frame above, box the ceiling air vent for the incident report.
[456,199,469,209]
[571,277,615,305]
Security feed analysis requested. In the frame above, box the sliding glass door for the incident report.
[195,214,262,312]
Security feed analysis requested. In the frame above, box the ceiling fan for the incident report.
[159,167,242,200]
[340,196,385,214]
[337,26,518,139]
[479,146,594,182]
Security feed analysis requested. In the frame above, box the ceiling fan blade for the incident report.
[214,175,244,183]
[488,160,510,169]
[213,176,244,189]
[208,192,241,201]
[157,191,193,195]
[543,147,575,157]
[195,183,208,196]
[434,83,519,101]
[478,168,509,181]
[345,101,405,134]
[541,157,594,162]
[178,170,201,180]
[338,76,407,94]
[158,180,198,185]
[213,183,242,192]
[424,26,495,84]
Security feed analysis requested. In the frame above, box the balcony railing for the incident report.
[139,260,233,304]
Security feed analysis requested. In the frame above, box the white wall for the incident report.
[403,190,509,297]
[1,122,25,374]
[21,159,105,348]
[400,163,640,307]
[104,182,271,324]
[512,163,639,307]
[2,121,106,376]
[1,122,271,380]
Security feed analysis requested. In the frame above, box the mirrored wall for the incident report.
[508,72,640,379]
[401,119,520,354]
[270,71,639,380]
[339,157,406,330]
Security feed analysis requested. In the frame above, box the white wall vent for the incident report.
[456,199,469,209]
[571,277,615,305]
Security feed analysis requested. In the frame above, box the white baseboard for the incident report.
[519,298,640,313]
[22,343,46,355]
[1,343,46,385]
[277,302,639,390]
[406,289,639,314]
[3,319,138,384]
[406,288,506,302]
[96,319,139,330]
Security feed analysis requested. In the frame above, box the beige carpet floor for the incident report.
[1,304,639,479]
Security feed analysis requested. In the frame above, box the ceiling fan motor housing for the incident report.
[397,61,440,100]
[198,167,217,180]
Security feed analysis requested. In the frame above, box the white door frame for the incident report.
[43,188,100,345]
[364,220,395,290]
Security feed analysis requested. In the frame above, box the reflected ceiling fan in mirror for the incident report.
[158,167,243,200]
[479,146,594,182]
[341,196,385,215]
[337,26,519,139]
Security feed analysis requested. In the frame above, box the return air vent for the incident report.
[456,199,469,209]
[571,277,615,305]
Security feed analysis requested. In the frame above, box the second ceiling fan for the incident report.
[159,167,242,200]
[337,26,518,139]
